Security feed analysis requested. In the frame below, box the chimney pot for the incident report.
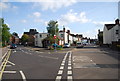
[115,19,119,25]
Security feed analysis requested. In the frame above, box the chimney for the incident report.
[67,30,70,34]
[98,29,100,33]
[63,27,65,32]
[115,19,119,25]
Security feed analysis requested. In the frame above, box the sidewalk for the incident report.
[1,46,9,57]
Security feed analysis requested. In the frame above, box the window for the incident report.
[116,30,119,34]
[61,34,64,37]
[36,35,37,38]
[40,34,42,38]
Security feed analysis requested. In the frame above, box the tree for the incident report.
[47,20,59,36]
[0,18,11,46]
[21,34,29,44]
[46,20,59,45]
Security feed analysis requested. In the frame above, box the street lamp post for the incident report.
[54,23,57,52]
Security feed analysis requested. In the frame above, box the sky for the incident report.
[0,0,119,39]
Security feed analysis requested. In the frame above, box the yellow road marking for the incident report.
[0,49,11,80]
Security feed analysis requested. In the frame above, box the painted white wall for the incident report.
[103,25,120,44]
[35,33,48,47]
[69,35,73,44]
[103,26,112,44]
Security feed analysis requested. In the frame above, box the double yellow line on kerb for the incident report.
[0,49,12,80]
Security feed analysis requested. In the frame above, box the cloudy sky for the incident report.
[0,0,119,38]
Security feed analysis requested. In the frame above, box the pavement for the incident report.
[1,45,119,81]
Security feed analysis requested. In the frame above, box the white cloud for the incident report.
[0,2,10,10]
[58,10,91,25]
[33,0,77,11]
[33,12,41,18]
[0,2,18,11]
[92,21,114,25]
[34,19,43,23]
[21,20,27,23]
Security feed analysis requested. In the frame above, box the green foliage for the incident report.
[0,18,11,46]
[47,20,59,36]
[21,34,29,43]
[45,35,59,44]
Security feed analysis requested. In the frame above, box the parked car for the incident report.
[63,43,70,48]
[10,43,17,49]
[76,42,84,48]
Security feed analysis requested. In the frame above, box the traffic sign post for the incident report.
[54,35,57,39]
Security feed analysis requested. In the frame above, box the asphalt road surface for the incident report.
[1,45,120,81]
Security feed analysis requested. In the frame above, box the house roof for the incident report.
[105,24,116,30]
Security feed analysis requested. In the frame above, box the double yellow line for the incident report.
[0,49,11,80]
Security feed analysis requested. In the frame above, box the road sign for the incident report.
[54,35,57,39]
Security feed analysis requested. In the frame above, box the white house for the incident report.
[35,33,48,47]
[103,19,120,44]
[59,28,83,45]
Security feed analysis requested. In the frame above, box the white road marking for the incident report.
[58,70,63,75]
[67,51,73,81]
[55,76,62,81]
[19,70,27,81]
[68,63,71,65]
[68,66,72,70]
[67,71,72,75]
[67,76,73,81]
[62,61,65,64]
[2,51,8,60]
[60,66,64,70]
[2,71,16,74]
[61,63,65,65]
[7,61,15,66]
[68,61,71,64]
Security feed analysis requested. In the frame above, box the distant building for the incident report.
[59,27,83,45]
[24,29,38,35]
[23,29,38,46]
[103,19,120,45]
[35,33,48,47]
[10,35,19,44]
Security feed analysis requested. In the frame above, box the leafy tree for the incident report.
[47,20,59,36]
[0,18,11,46]
[21,34,29,43]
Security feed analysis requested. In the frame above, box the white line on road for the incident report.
[2,51,8,60]
[2,71,16,74]
[68,66,72,70]
[58,70,63,75]
[67,51,73,81]
[19,70,27,81]
[60,66,64,70]
[67,76,73,81]
[8,61,15,66]
[55,76,62,81]
[67,71,72,75]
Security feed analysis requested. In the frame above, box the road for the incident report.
[1,45,119,81]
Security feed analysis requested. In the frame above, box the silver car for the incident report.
[63,43,70,48]
[76,43,84,48]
